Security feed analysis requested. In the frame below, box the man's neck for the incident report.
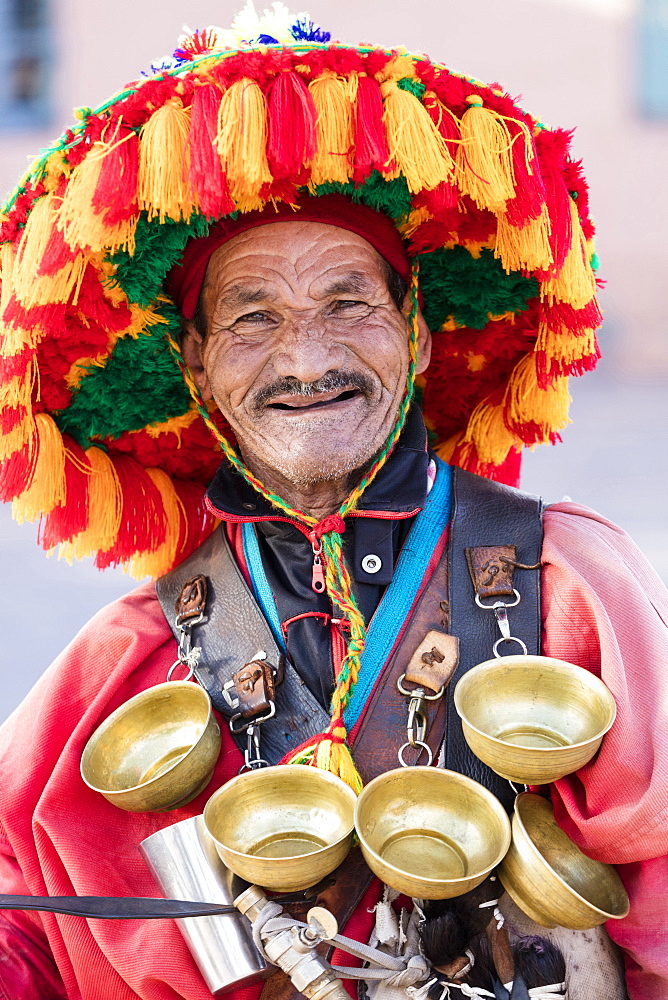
[239,450,358,522]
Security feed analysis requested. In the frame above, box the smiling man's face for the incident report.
[182,221,431,493]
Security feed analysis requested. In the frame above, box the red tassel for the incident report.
[353,75,391,182]
[91,127,140,226]
[535,130,574,276]
[503,125,546,228]
[267,71,317,181]
[188,85,235,219]
[171,478,216,565]
[39,439,91,548]
[0,441,37,501]
[95,454,167,568]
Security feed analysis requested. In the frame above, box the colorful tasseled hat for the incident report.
[0,2,602,581]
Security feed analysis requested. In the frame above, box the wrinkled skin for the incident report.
[182,221,431,519]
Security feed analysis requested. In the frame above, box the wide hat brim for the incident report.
[0,27,601,577]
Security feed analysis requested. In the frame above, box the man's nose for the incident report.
[271,318,346,383]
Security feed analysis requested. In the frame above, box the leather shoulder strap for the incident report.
[445,467,544,810]
[156,527,330,764]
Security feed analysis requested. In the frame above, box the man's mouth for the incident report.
[266,388,363,411]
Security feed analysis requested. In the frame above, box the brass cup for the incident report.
[454,655,616,784]
[203,765,357,893]
[499,792,629,929]
[80,682,221,812]
[354,767,511,899]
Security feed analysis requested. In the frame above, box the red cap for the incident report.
[166,194,412,319]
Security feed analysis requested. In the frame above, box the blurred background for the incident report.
[1,0,667,720]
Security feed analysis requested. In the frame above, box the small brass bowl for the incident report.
[499,792,629,929]
[203,765,357,892]
[354,767,511,899]
[454,655,616,784]
[80,682,221,812]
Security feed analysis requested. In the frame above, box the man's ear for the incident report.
[181,321,213,400]
[401,291,432,375]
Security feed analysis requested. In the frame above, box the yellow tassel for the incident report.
[535,318,597,369]
[138,98,193,222]
[380,80,454,194]
[126,468,186,579]
[308,72,354,187]
[494,205,553,273]
[456,95,529,212]
[541,200,597,309]
[504,354,571,441]
[463,398,524,467]
[58,445,122,558]
[12,413,66,522]
[57,136,138,253]
[12,192,88,308]
[0,323,40,357]
[215,79,272,210]
[0,241,16,318]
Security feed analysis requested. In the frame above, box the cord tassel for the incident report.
[12,412,66,521]
[457,95,530,212]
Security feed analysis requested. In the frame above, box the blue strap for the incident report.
[241,459,453,729]
[344,459,452,728]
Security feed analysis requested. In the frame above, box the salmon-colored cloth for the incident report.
[0,503,666,1000]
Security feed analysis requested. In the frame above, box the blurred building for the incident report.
[0,0,667,721]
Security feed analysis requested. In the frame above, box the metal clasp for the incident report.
[474,590,528,658]
[166,613,204,682]
[239,723,270,772]
[396,674,444,767]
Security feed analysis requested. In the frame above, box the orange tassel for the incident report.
[504,353,571,444]
[138,98,193,222]
[457,95,532,212]
[541,199,597,309]
[462,397,523,467]
[495,206,553,273]
[308,72,354,186]
[215,79,272,211]
[12,413,66,522]
[380,80,454,194]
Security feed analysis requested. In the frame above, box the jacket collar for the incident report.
[205,406,429,522]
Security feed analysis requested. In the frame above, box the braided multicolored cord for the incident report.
[167,264,421,791]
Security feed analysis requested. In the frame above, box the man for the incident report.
[0,6,666,999]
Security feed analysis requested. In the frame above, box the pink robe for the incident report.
[0,502,666,1000]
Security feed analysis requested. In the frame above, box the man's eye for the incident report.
[234,311,271,324]
[331,299,371,315]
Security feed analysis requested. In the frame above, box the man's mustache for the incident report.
[252,371,376,410]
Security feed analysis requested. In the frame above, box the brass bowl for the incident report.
[80,682,221,812]
[499,792,629,929]
[203,765,357,892]
[454,655,616,784]
[354,767,511,899]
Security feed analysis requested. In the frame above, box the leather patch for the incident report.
[465,545,517,599]
[230,659,276,718]
[404,630,459,692]
[174,575,207,621]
